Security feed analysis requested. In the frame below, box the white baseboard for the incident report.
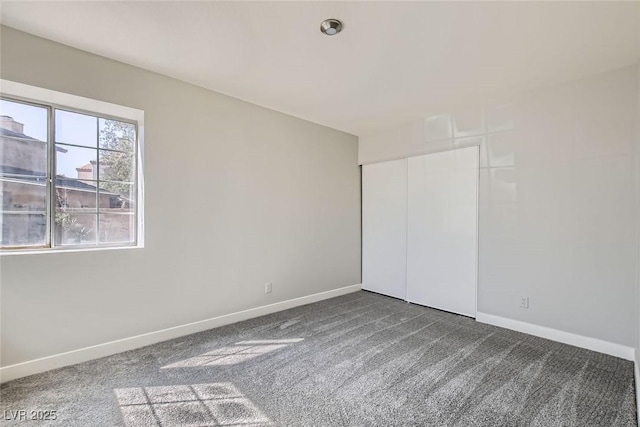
[476,312,635,361]
[0,284,362,383]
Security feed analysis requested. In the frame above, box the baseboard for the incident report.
[0,284,362,383]
[476,312,635,361]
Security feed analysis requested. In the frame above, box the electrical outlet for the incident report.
[520,297,529,309]
[265,282,272,294]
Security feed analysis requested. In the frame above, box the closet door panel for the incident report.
[406,147,478,317]
[362,159,408,299]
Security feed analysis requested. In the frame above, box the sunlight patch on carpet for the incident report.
[161,339,304,369]
[115,382,271,426]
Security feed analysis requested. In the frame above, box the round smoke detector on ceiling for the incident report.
[320,19,343,36]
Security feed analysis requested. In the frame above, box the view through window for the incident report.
[0,97,139,250]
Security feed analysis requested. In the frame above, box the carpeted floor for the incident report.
[1,291,637,426]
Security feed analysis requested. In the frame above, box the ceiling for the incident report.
[1,1,639,136]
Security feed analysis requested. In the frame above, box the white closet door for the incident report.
[362,159,408,300]
[406,147,478,317]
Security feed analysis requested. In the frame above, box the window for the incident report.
[0,81,143,252]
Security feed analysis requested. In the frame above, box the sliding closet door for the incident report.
[406,147,478,317]
[362,159,407,300]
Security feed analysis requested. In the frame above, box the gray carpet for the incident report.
[0,291,637,426]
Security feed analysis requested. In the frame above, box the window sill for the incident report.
[0,244,144,256]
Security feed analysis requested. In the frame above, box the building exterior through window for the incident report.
[0,94,141,250]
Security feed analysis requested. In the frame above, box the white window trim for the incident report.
[0,79,145,255]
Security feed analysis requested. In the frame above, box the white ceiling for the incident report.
[1,1,639,136]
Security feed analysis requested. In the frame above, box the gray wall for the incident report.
[0,27,361,367]
[637,64,640,371]
[360,65,639,348]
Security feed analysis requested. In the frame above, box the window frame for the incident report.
[0,80,144,254]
